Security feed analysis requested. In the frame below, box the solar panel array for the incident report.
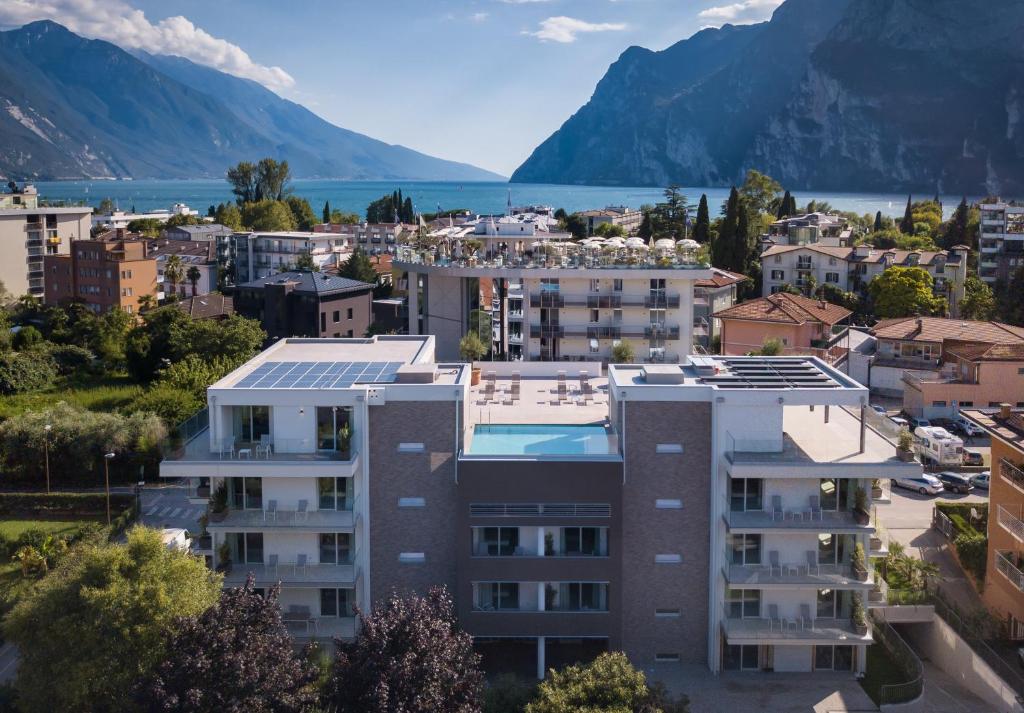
[232,361,404,389]
[700,358,841,390]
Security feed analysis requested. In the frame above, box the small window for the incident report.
[333,310,340,322]
[589,309,599,323]
[655,498,682,509]
[656,444,683,454]
[398,443,425,453]
[398,497,425,508]
[932,401,946,407]
[1018,368,1024,375]
[655,554,682,564]
[960,401,974,407]
[399,552,425,563]
[655,653,680,662]
[347,308,353,319]
[655,609,680,618]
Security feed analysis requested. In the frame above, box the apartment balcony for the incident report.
[723,563,873,590]
[723,508,873,535]
[207,507,355,532]
[995,551,1024,593]
[508,311,524,321]
[1000,458,1024,493]
[24,221,42,230]
[285,615,356,640]
[721,616,871,646]
[45,235,61,246]
[160,427,359,479]
[644,324,681,340]
[508,333,523,345]
[223,560,356,587]
[998,505,1024,544]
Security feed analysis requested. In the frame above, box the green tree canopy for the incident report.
[868,266,945,318]
[693,193,711,244]
[959,275,996,321]
[125,218,164,237]
[739,169,782,217]
[338,249,379,286]
[366,189,415,223]
[227,158,292,204]
[899,195,914,234]
[4,527,222,713]
[285,195,318,231]
[214,202,243,230]
[241,200,297,232]
[611,339,635,364]
[166,213,203,228]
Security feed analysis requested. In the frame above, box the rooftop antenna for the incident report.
[506,188,512,217]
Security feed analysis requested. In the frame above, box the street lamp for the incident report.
[43,424,52,494]
[103,452,116,526]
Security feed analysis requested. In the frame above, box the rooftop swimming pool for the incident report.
[466,424,616,457]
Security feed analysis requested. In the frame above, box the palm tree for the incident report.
[186,266,202,297]
[137,293,156,312]
[164,255,184,300]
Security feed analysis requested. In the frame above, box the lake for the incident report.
[29,179,972,219]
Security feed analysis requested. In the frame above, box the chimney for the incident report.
[1001,403,1012,420]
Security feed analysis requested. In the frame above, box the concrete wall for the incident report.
[773,645,811,672]
[902,619,1024,713]
[424,274,469,362]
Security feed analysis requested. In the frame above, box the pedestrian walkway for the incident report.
[138,483,203,530]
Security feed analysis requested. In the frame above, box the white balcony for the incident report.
[723,564,873,590]
[721,616,871,646]
[724,508,873,535]
[996,551,1024,593]
[207,507,355,532]
[998,505,1024,544]
[223,561,356,587]
[285,615,356,640]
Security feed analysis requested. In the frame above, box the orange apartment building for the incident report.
[964,405,1024,639]
[713,292,852,362]
[44,231,158,315]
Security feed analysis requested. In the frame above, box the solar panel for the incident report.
[700,357,842,390]
[232,360,406,389]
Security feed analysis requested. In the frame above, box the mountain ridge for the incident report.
[0,20,502,182]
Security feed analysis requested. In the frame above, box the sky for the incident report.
[0,0,785,176]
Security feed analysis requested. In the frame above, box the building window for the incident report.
[473,527,520,556]
[729,478,762,512]
[346,330,354,337]
[960,401,974,407]
[347,308,353,319]
[655,498,682,509]
[655,554,682,564]
[612,279,623,292]
[398,552,425,563]
[320,588,354,617]
[319,533,352,564]
[724,645,759,671]
[320,313,327,332]
[656,443,683,454]
[654,653,680,662]
[727,534,762,566]
[932,401,947,407]
[398,443,425,453]
[318,477,353,510]
[770,270,784,281]
[589,309,599,323]
[333,310,340,322]
[612,308,622,323]
[725,588,760,618]
[655,609,681,618]
[825,272,839,283]
[589,279,600,292]
[774,255,782,263]
[475,582,519,611]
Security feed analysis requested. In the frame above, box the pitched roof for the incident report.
[760,243,958,265]
[147,238,216,260]
[871,316,1024,344]
[695,268,748,289]
[238,271,374,296]
[174,294,234,320]
[165,223,232,236]
[713,293,852,326]
[944,341,1024,362]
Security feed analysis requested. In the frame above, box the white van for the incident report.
[914,426,964,467]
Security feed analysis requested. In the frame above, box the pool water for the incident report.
[467,424,614,456]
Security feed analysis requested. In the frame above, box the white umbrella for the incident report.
[604,237,625,247]
[625,237,648,249]
[677,238,700,249]
[654,238,675,250]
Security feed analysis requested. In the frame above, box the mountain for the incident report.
[512,0,1024,195]
[0,21,502,181]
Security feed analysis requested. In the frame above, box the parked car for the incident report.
[910,417,932,430]
[962,448,984,466]
[936,471,975,494]
[971,471,990,490]
[892,474,943,495]
[890,416,910,430]
[954,416,985,437]
[870,404,887,415]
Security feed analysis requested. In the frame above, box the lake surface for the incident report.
[30,179,972,219]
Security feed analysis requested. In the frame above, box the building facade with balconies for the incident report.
[978,203,1024,284]
[43,231,158,314]
[232,231,353,283]
[0,184,91,298]
[963,406,1024,639]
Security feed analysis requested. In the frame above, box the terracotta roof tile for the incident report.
[696,268,748,289]
[871,316,1024,344]
[713,293,852,326]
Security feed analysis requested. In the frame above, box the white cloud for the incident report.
[0,0,295,91]
[525,16,627,43]
[697,0,782,26]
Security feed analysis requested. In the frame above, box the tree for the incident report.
[594,222,626,238]
[940,197,970,250]
[959,275,995,321]
[322,200,331,224]
[459,332,487,362]
[294,253,318,272]
[526,652,689,713]
[874,211,884,232]
[999,265,1024,325]
[138,577,318,713]
[899,195,914,234]
[256,158,291,202]
[469,309,492,347]
[12,324,42,350]
[166,213,203,228]
[227,161,259,204]
[712,187,740,270]
[758,337,784,356]
[738,169,782,217]
[186,266,202,297]
[338,249,379,285]
[97,197,115,215]
[164,255,185,299]
[285,196,318,231]
[325,587,483,713]
[776,190,792,219]
[647,185,689,239]
[241,200,297,232]
[332,210,360,224]
[214,202,243,230]
[611,339,635,364]
[126,218,164,237]
[867,266,945,318]
[138,294,156,312]
[561,212,588,239]
[4,527,221,713]
[169,315,266,365]
[693,194,710,244]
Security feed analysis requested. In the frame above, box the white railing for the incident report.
[995,551,1024,592]
[998,505,1024,543]
[469,503,611,518]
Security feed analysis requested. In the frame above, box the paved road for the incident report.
[139,482,204,531]
[0,644,16,685]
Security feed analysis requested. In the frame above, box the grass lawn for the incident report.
[0,374,143,419]
[0,519,98,540]
[860,641,909,705]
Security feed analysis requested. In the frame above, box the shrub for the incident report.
[12,326,42,350]
[485,674,537,713]
[954,532,988,583]
[0,492,135,518]
[125,385,203,427]
[45,343,95,375]
[0,350,57,394]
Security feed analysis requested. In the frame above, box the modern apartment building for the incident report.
[91,202,199,230]
[313,222,405,254]
[0,184,91,298]
[963,406,1024,639]
[578,207,643,236]
[394,242,710,364]
[43,232,157,314]
[978,202,1024,284]
[161,337,915,678]
[762,213,853,247]
[147,238,218,300]
[232,231,353,283]
[760,244,969,317]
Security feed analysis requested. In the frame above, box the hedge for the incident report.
[937,501,988,534]
[954,532,988,583]
[0,492,134,517]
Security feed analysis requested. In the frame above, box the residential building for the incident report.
[579,207,643,235]
[233,271,374,340]
[43,231,157,314]
[313,222,405,254]
[91,202,198,230]
[160,340,913,678]
[714,293,852,364]
[174,294,234,321]
[962,405,1024,639]
[978,202,1024,284]
[147,238,218,300]
[763,213,853,247]
[760,244,969,317]
[394,241,710,363]
[233,231,353,283]
[856,316,1024,404]
[161,223,234,263]
[0,184,91,298]
[693,269,747,351]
